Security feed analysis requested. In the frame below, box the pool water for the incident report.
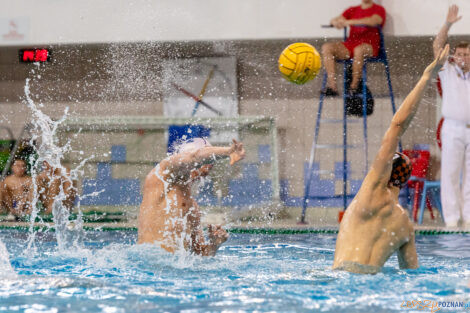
[0,230,469,313]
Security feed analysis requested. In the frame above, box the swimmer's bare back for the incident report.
[2,175,33,216]
[332,190,416,273]
[137,164,195,251]
[138,139,244,255]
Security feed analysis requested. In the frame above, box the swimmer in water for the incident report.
[138,138,245,256]
[1,159,33,218]
[36,161,76,215]
[333,45,450,274]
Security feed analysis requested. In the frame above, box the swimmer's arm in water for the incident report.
[163,139,245,176]
[188,203,228,256]
[362,45,450,191]
[433,5,461,58]
[397,231,418,269]
[191,224,228,257]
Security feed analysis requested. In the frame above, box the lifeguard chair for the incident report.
[300,26,398,223]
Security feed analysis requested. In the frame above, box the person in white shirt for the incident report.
[433,5,470,228]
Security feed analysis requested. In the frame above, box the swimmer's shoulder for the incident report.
[2,175,16,187]
[146,164,173,188]
[349,188,392,219]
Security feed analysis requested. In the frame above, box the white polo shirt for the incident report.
[439,61,470,122]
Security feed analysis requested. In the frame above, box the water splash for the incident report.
[0,240,15,277]
[23,78,89,251]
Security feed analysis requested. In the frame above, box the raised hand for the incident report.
[229,139,245,165]
[424,44,450,78]
[446,5,462,25]
[208,224,228,246]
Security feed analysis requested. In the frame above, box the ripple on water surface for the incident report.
[0,230,468,313]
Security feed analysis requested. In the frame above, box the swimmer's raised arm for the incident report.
[363,45,450,189]
[433,5,461,58]
[163,139,245,176]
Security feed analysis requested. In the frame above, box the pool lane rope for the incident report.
[0,225,468,235]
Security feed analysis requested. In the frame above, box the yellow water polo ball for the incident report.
[278,43,321,85]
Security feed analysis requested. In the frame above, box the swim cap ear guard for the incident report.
[388,152,412,188]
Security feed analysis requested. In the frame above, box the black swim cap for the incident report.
[389,152,412,188]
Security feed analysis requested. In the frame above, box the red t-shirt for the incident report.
[342,3,386,57]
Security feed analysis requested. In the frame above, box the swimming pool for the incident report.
[0,230,468,312]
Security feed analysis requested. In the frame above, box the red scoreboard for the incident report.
[19,49,51,63]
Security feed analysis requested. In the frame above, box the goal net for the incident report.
[58,116,279,213]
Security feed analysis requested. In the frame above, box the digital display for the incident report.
[19,49,51,63]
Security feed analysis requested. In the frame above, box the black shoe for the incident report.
[345,84,375,117]
[348,85,362,96]
[321,87,339,97]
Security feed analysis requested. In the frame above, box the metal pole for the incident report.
[342,27,349,211]
[300,71,327,223]
[342,62,348,211]
[269,117,280,202]
[362,64,369,175]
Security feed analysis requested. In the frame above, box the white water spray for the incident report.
[0,240,15,277]
[23,78,89,251]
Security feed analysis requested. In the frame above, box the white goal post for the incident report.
[58,115,280,204]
